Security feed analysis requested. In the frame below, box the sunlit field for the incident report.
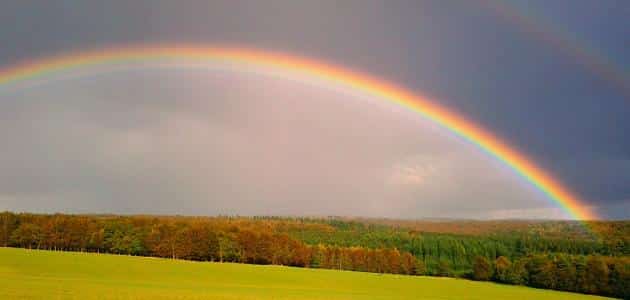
[0,247,611,300]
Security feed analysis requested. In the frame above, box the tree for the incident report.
[400,252,416,275]
[309,244,325,269]
[584,256,609,295]
[0,212,19,247]
[217,233,239,262]
[270,234,291,265]
[365,249,377,273]
[494,256,511,283]
[290,241,312,267]
[10,223,42,249]
[525,255,556,289]
[104,224,145,255]
[415,259,427,275]
[254,232,273,264]
[385,248,401,274]
[146,222,178,259]
[436,260,451,277]
[88,225,104,253]
[574,256,588,293]
[608,257,630,299]
[179,223,219,261]
[553,254,576,291]
[236,229,257,263]
[506,259,527,285]
[472,256,492,281]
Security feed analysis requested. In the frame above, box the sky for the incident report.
[0,0,628,219]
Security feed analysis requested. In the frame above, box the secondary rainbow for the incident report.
[0,45,597,220]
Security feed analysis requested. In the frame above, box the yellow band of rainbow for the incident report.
[0,45,597,220]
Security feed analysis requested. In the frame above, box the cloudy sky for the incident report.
[0,0,628,219]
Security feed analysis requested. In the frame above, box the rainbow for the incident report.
[0,45,597,220]
[479,0,629,98]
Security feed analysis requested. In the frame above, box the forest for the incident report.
[0,212,628,299]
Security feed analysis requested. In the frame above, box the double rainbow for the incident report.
[0,45,597,220]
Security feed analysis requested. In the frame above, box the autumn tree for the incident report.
[0,212,19,247]
[493,256,511,283]
[553,254,576,291]
[584,256,609,295]
[400,252,417,275]
[525,256,556,289]
[178,223,219,261]
[607,257,630,299]
[385,248,401,274]
[472,256,492,281]
[415,259,427,275]
[10,223,42,249]
[146,222,178,258]
[506,258,527,285]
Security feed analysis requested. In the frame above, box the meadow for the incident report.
[0,247,612,300]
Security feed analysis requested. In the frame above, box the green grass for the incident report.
[0,247,612,300]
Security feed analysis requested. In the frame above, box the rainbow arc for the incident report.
[0,45,597,220]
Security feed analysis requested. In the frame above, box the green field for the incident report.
[0,247,612,300]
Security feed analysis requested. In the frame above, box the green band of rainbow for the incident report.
[0,45,597,220]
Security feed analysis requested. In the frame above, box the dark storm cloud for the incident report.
[0,0,628,218]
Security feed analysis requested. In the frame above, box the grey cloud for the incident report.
[0,66,561,218]
[0,0,627,218]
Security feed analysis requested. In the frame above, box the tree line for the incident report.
[0,212,627,298]
[472,254,628,298]
[0,213,422,274]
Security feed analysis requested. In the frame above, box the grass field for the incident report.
[0,247,612,300]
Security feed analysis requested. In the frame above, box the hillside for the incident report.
[0,247,612,300]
